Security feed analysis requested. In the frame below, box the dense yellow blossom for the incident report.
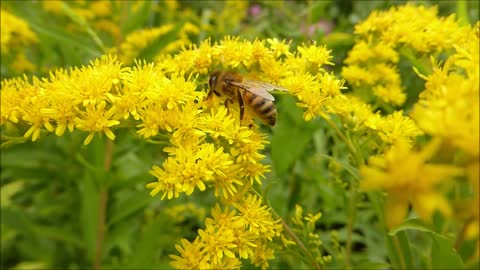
[342,4,472,107]
[411,23,479,246]
[2,36,340,268]
[353,8,478,234]
[2,1,479,268]
[170,197,283,270]
[412,26,479,157]
[354,4,470,52]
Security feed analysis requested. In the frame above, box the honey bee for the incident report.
[207,71,288,126]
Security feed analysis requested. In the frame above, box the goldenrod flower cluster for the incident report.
[41,0,124,40]
[1,8,38,73]
[357,5,479,244]
[412,23,479,240]
[291,205,331,266]
[2,2,478,267]
[342,4,470,106]
[1,35,348,268]
[170,195,284,269]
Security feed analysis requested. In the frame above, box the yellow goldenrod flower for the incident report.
[266,38,293,58]
[375,111,424,145]
[10,53,36,73]
[169,238,211,269]
[232,194,279,239]
[74,100,120,145]
[2,36,343,268]
[360,139,463,228]
[412,25,479,157]
[170,199,282,269]
[297,42,334,70]
[147,143,234,199]
[343,3,472,108]
[249,242,275,270]
[0,8,38,55]
[354,4,470,53]
[113,25,174,64]
[1,78,23,124]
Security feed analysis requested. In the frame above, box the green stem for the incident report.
[456,0,470,25]
[393,235,407,270]
[323,115,363,166]
[94,188,108,270]
[61,2,107,53]
[344,188,357,270]
[321,114,362,269]
[93,140,114,270]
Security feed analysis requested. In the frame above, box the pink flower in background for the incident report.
[302,19,335,38]
[317,19,334,35]
[249,4,262,17]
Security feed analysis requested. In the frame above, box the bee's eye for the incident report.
[209,75,217,89]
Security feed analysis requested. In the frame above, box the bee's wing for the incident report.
[229,80,287,101]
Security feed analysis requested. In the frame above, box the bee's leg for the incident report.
[225,98,232,112]
[237,92,245,122]
[206,89,221,100]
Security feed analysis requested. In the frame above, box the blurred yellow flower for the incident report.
[360,139,463,228]
[113,25,174,64]
[412,26,479,157]
[0,8,38,54]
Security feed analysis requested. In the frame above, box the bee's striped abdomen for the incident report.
[243,90,277,126]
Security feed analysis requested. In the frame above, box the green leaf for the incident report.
[126,216,174,268]
[1,180,24,207]
[79,172,99,263]
[121,1,156,34]
[108,192,153,226]
[431,233,465,270]
[388,218,441,238]
[32,223,83,248]
[389,218,465,269]
[354,260,390,270]
[61,1,106,51]
[271,96,318,176]
[16,12,101,58]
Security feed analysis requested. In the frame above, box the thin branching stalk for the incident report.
[322,114,364,166]
[268,205,321,270]
[344,188,357,270]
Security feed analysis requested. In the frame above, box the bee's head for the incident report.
[207,71,221,99]
[208,71,220,91]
